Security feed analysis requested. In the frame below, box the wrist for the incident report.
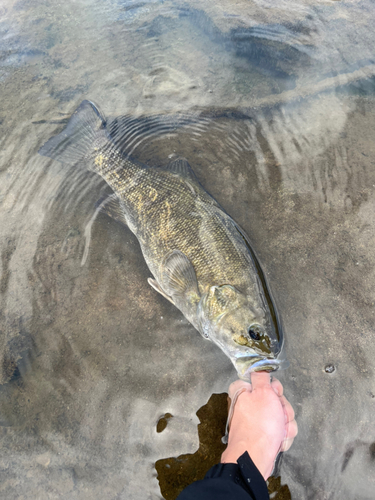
[221,437,277,479]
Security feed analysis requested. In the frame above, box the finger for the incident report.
[226,382,251,433]
[228,379,252,399]
[281,419,298,451]
[287,418,298,440]
[250,371,271,389]
[227,395,231,413]
[270,378,283,396]
[280,437,294,452]
[279,395,295,423]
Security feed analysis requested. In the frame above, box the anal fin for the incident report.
[96,194,128,226]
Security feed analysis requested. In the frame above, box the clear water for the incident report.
[1,0,375,498]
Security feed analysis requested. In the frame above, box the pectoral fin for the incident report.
[160,250,200,299]
[148,278,175,305]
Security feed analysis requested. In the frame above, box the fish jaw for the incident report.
[199,317,284,379]
[233,355,287,381]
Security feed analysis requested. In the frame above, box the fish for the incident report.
[39,100,285,379]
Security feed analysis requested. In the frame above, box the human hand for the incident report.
[221,372,298,480]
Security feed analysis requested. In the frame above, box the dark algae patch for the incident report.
[155,393,291,499]
[155,393,228,499]
[157,413,173,433]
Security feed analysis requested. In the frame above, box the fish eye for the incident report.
[247,327,261,341]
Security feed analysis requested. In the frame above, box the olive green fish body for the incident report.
[93,154,265,326]
[39,101,284,378]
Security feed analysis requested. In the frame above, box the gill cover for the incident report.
[197,284,245,339]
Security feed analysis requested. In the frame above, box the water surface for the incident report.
[1,0,375,498]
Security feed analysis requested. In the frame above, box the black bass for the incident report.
[39,100,284,379]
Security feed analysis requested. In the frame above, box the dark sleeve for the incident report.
[176,451,270,500]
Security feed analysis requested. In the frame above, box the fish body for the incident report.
[39,100,284,379]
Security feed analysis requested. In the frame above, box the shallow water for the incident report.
[1,0,375,498]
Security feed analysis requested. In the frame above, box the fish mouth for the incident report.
[234,356,285,381]
[249,358,281,373]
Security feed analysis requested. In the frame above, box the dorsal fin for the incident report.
[164,157,198,182]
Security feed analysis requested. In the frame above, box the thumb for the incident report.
[250,371,271,389]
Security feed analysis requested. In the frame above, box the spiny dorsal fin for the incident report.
[160,250,200,298]
[96,194,128,226]
[164,157,198,182]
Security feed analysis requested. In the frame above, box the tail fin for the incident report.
[38,100,108,166]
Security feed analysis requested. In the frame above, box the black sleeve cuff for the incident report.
[176,451,269,500]
[205,451,269,499]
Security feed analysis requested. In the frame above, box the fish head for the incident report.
[197,284,284,379]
